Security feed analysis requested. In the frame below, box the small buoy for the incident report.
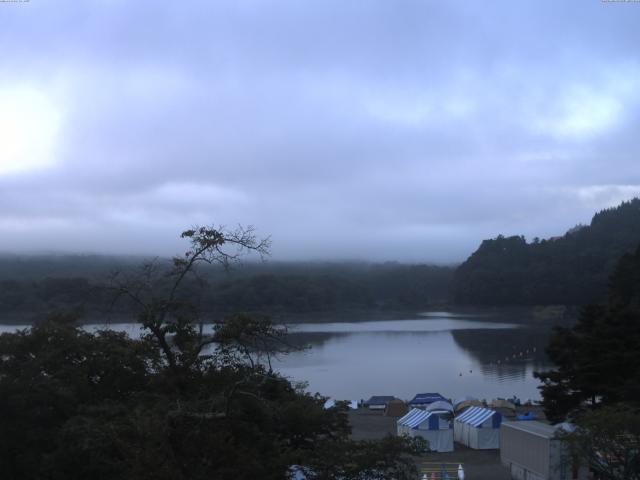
[459,372,462,376]
[469,370,472,373]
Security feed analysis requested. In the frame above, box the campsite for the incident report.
[339,393,579,480]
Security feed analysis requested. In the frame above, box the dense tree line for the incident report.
[210,264,452,313]
[0,260,453,322]
[453,198,640,306]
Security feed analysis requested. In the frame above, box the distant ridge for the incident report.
[453,198,640,306]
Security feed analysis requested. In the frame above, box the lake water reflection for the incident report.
[276,313,553,402]
[0,312,554,402]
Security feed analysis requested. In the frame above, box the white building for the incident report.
[500,421,588,480]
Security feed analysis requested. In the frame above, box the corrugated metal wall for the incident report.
[501,425,550,479]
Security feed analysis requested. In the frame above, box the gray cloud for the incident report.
[0,0,639,262]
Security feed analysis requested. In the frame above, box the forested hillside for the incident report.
[0,258,453,322]
[453,199,640,305]
[4,199,639,318]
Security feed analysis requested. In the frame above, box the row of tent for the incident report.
[363,393,448,409]
[398,406,502,452]
[394,394,502,452]
[365,393,518,413]
[355,393,510,452]
[364,393,497,414]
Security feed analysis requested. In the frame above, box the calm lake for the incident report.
[278,313,553,402]
[0,311,554,402]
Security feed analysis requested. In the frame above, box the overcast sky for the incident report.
[1,0,639,263]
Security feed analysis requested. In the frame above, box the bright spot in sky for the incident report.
[0,87,61,175]
[554,87,622,137]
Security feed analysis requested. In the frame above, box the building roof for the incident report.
[455,406,500,427]
[501,420,567,439]
[491,399,516,410]
[384,399,408,417]
[408,392,446,405]
[365,395,395,406]
[398,408,434,428]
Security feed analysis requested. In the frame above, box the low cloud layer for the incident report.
[1,1,639,262]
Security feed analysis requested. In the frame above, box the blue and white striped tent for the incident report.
[408,392,446,407]
[454,406,502,449]
[397,408,454,452]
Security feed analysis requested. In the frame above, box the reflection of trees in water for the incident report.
[285,329,450,350]
[284,331,350,350]
[451,328,553,384]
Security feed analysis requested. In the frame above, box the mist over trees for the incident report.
[2,199,640,325]
[0,259,453,323]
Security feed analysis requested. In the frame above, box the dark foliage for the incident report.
[535,243,640,422]
[558,405,640,480]
[208,263,453,313]
[454,198,640,305]
[0,261,453,322]
[0,226,420,479]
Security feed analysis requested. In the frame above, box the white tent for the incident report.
[453,395,477,407]
[426,400,454,413]
[324,399,358,409]
[397,408,454,452]
[454,406,501,449]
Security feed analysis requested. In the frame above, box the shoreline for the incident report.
[0,304,577,326]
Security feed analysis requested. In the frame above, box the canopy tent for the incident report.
[408,392,447,407]
[491,399,516,410]
[397,408,453,452]
[453,395,477,407]
[426,400,454,413]
[454,399,483,413]
[384,399,408,417]
[454,406,502,450]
